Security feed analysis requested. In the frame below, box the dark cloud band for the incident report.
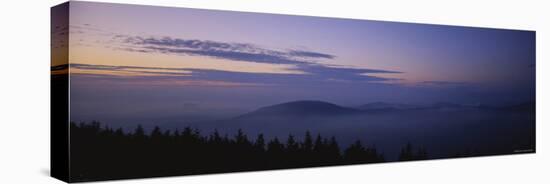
[70,63,401,85]
[117,35,335,65]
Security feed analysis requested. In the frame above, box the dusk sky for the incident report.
[62,1,536,124]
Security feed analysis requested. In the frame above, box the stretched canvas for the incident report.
[51,1,536,182]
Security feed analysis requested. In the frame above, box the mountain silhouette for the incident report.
[431,102,464,109]
[200,100,534,137]
[358,102,498,112]
[499,101,535,112]
[237,100,361,118]
[358,102,421,111]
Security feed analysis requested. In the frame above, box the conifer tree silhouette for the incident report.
[68,121,416,182]
[398,142,428,161]
[254,134,266,150]
[302,131,313,152]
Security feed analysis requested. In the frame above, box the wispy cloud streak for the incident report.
[116,35,335,65]
[70,63,401,85]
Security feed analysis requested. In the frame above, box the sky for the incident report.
[59,1,536,124]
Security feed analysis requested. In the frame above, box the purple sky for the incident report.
[62,1,535,124]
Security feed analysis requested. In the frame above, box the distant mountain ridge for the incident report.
[358,101,515,111]
[229,100,534,122]
[357,102,421,111]
[236,100,361,119]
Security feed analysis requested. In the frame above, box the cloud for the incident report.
[51,64,69,71]
[116,35,334,65]
[139,45,309,65]
[300,63,400,74]
[72,27,402,84]
[420,81,470,86]
[187,67,395,84]
[287,50,335,59]
[70,63,192,77]
[70,63,401,86]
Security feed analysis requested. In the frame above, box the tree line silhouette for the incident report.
[70,121,428,181]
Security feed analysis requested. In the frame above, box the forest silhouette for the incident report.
[70,121,432,181]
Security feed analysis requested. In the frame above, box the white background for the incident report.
[0,0,548,183]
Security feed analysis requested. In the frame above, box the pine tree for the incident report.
[286,134,299,152]
[254,134,266,150]
[302,131,313,152]
[133,125,145,139]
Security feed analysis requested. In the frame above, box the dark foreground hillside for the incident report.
[70,122,434,182]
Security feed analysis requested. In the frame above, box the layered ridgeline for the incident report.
[69,100,534,181]
[186,100,535,160]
